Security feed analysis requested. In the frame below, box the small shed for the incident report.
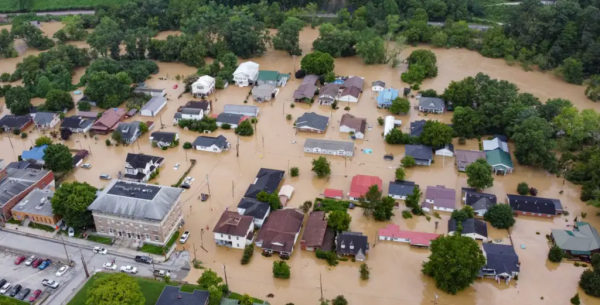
[278,185,294,206]
[324,188,343,200]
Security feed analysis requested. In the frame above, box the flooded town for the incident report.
[1,4,600,305]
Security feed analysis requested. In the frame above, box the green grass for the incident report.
[0,295,29,305]
[86,234,113,245]
[0,0,134,13]
[227,292,265,303]
[28,222,56,232]
[7,218,22,225]
[68,272,182,305]
[140,231,180,255]
[313,198,350,212]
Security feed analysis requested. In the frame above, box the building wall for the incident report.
[12,211,61,226]
[515,210,554,218]
[433,206,454,212]
[389,194,407,200]
[435,150,454,157]
[0,172,55,222]
[214,222,254,249]
[304,147,353,157]
[195,144,223,153]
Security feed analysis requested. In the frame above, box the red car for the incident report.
[31,259,43,268]
[29,289,42,302]
[173,84,178,89]
[14,256,26,265]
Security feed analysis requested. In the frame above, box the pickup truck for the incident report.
[42,279,59,289]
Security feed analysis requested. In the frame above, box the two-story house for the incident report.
[173,108,204,124]
[233,61,259,87]
[377,88,399,109]
[192,75,216,97]
[114,121,143,144]
[255,209,304,256]
[213,211,254,249]
[123,153,164,183]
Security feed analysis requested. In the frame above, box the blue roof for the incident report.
[377,88,399,106]
[22,145,47,161]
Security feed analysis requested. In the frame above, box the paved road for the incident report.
[0,230,190,305]
[0,10,94,18]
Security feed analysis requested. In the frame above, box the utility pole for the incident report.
[60,234,70,263]
[151,255,157,279]
[160,115,164,129]
[78,246,89,278]
[206,174,211,195]
[184,148,188,161]
[262,135,265,150]
[6,134,16,161]
[201,228,204,248]
[193,243,198,265]
[319,273,323,301]
[236,136,239,158]
[223,264,229,288]
[88,145,93,162]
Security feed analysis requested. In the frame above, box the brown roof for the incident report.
[181,100,211,111]
[301,211,327,248]
[340,86,361,99]
[302,75,319,85]
[92,109,125,130]
[320,83,340,98]
[293,84,317,100]
[256,209,304,253]
[344,76,364,89]
[77,111,98,119]
[213,211,253,236]
[455,150,486,168]
[340,113,366,134]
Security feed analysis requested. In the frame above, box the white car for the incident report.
[179,231,190,244]
[0,283,11,294]
[93,247,108,254]
[68,227,75,237]
[82,164,92,169]
[56,265,69,277]
[42,279,59,289]
[24,255,36,266]
[103,262,118,270]
[120,266,137,274]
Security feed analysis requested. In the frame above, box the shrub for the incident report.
[221,123,231,130]
[331,100,338,109]
[105,139,111,146]
[401,156,416,168]
[402,210,413,219]
[458,137,466,144]
[344,106,350,110]
[290,103,295,108]
[359,263,370,280]
[21,132,27,138]
[517,182,529,195]
[286,114,292,120]
[581,212,588,219]
[13,128,21,135]
[571,293,580,305]
[273,260,291,279]
[315,249,338,266]
[183,142,193,149]
[241,244,254,265]
[433,212,441,219]
[290,167,299,177]
[0,73,10,82]
[575,262,580,267]
[529,187,538,196]
[591,253,600,266]
[377,117,384,125]
[548,245,563,262]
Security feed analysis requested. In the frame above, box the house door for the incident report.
[127,232,132,239]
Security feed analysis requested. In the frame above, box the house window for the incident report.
[145,233,150,240]
[100,227,104,232]
[154,235,159,241]
[236,237,239,240]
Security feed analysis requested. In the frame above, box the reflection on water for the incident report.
[0,24,599,305]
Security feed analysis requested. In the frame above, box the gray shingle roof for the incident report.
[223,104,259,116]
[448,218,488,237]
[295,112,329,131]
[419,97,445,111]
[252,84,276,98]
[142,96,166,113]
[388,180,416,197]
[482,243,520,275]
[405,144,433,161]
[217,113,245,125]
[33,112,57,125]
[88,180,183,221]
[304,138,354,152]
[150,132,177,143]
[192,135,229,149]
[11,188,54,217]
[410,120,426,136]
[552,222,600,252]
[116,121,141,142]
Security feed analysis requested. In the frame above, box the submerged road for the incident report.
[0,10,94,19]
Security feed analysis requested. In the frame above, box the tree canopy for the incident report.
[389,97,410,114]
[484,204,515,229]
[84,71,133,109]
[43,143,74,173]
[197,269,224,290]
[86,273,145,305]
[273,260,291,279]
[51,182,97,228]
[311,156,331,178]
[327,210,352,232]
[301,51,335,75]
[5,86,32,115]
[420,120,454,147]
[235,120,254,136]
[465,159,494,190]
[273,17,304,56]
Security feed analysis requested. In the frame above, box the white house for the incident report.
[388,181,416,200]
[192,135,230,153]
[141,96,167,117]
[339,113,366,139]
[237,198,270,228]
[233,61,260,87]
[150,132,178,147]
[213,211,254,249]
[223,104,259,117]
[173,108,204,124]
[304,138,354,157]
[435,144,455,157]
[384,115,395,136]
[133,87,166,97]
[192,75,216,97]
[33,112,60,130]
[338,86,361,103]
[123,153,165,183]
[422,185,456,212]
[371,80,385,92]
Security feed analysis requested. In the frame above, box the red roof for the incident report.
[349,175,382,198]
[378,224,440,246]
[324,188,343,198]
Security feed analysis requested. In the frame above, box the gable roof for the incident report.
[115,121,141,141]
[378,224,439,246]
[141,96,166,113]
[150,132,177,143]
[293,84,317,100]
[77,111,98,119]
[33,112,58,125]
[93,108,125,130]
[340,113,366,134]
[344,76,364,89]
[436,143,455,153]
[482,243,520,275]
[125,153,164,169]
[320,83,340,98]
[234,61,259,77]
[252,84,276,98]
[156,286,209,305]
[302,75,319,85]
[377,88,399,105]
[258,70,289,81]
[244,168,285,198]
[304,138,355,152]
[463,188,497,209]
[448,218,488,237]
[216,113,245,125]
[419,97,445,110]
[182,100,211,111]
[22,145,47,161]
[0,115,31,129]
[340,86,361,99]
[349,175,382,198]
[425,185,456,209]
[223,104,259,116]
[193,135,229,149]
[61,116,93,129]
[295,112,329,131]
[336,231,369,256]
[256,209,304,253]
[237,197,270,219]
[405,144,433,161]
[193,75,215,87]
[483,137,509,152]
[456,150,487,168]
[507,194,556,215]
[372,80,385,87]
[302,211,328,248]
[388,180,416,197]
[551,222,600,252]
[486,149,514,168]
[324,188,343,198]
[410,120,426,136]
[213,211,253,236]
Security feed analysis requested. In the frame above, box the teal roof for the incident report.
[486,149,513,169]
[258,70,289,82]
[551,222,600,252]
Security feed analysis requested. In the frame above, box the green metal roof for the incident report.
[486,149,514,169]
[258,70,289,82]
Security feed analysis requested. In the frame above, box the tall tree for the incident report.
[420,120,454,147]
[451,106,486,138]
[84,71,132,109]
[512,116,557,171]
[86,17,124,58]
[44,89,74,112]
[484,204,515,229]
[223,14,269,59]
[5,86,32,115]
[327,210,352,232]
[465,159,494,190]
[273,17,304,56]
[51,182,97,228]
[42,144,74,173]
[197,269,223,289]
[300,51,335,75]
[311,156,331,178]
[86,273,145,305]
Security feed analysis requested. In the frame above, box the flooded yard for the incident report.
[0,25,599,305]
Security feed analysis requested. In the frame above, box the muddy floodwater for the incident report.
[1,24,600,305]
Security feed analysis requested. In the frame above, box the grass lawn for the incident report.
[228,292,265,303]
[68,272,181,305]
[0,0,134,13]
[7,218,22,225]
[140,231,180,255]
[313,198,350,212]
[86,234,113,245]
[0,295,28,305]
[28,222,56,232]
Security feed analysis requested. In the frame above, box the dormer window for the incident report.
[340,241,345,249]
[350,241,354,250]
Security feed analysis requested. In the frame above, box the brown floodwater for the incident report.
[1,26,599,305]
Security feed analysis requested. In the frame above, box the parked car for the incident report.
[93,247,108,254]
[134,256,152,264]
[31,259,43,268]
[29,289,42,302]
[38,259,52,270]
[82,163,92,169]
[120,266,137,274]
[99,174,111,180]
[179,231,190,244]
[0,280,6,290]
[68,227,75,237]
[14,256,26,265]
[24,255,36,266]
[56,265,69,276]
[0,283,11,294]
[8,284,21,297]
[41,279,59,289]
[153,270,171,277]
[16,288,30,300]
[102,262,117,270]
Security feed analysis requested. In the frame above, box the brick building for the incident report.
[11,188,60,227]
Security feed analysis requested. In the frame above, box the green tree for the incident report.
[451,106,486,139]
[557,58,584,85]
[548,245,563,263]
[327,210,351,232]
[208,285,223,305]
[197,269,223,289]
[405,186,423,214]
[301,51,335,75]
[484,204,515,229]
[512,116,557,171]
[290,167,299,177]
[431,32,448,47]
[373,196,395,221]
[11,21,54,50]
[420,120,454,147]
[45,90,74,111]
[235,120,254,136]
[406,49,438,78]
[34,136,52,147]
[239,294,253,305]
[395,167,405,181]
[539,98,573,121]
[273,260,291,279]
[183,142,193,149]
[78,101,91,111]
[111,130,124,144]
[84,71,132,109]
[62,15,87,41]
[5,86,32,115]
[332,295,348,305]
[43,144,74,173]
[312,23,355,58]
[359,263,370,280]
[571,293,580,305]
[311,156,331,178]
[422,235,486,294]
[0,29,18,58]
[465,159,494,190]
[586,76,600,102]
[442,77,476,108]
[223,14,269,59]
[273,17,304,56]
[389,97,410,114]
[451,206,475,223]
[592,253,600,266]
[356,36,386,64]
[517,182,529,195]
[51,182,97,228]
[86,17,123,58]
[139,122,149,134]
[86,273,145,305]
[580,269,600,297]
[401,156,416,168]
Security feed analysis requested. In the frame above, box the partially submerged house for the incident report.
[348,175,382,201]
[215,113,248,128]
[388,180,416,200]
[91,108,125,134]
[343,76,364,91]
[405,145,433,166]
[455,150,487,172]
[0,115,32,132]
[410,120,426,137]
[123,153,164,183]
[378,224,439,248]
[481,243,520,283]
[32,112,60,130]
[77,111,98,119]
[233,61,259,87]
[149,132,178,148]
[448,218,488,241]
[193,135,230,153]
[301,211,334,252]
[302,75,319,85]
[422,185,456,212]
[223,104,259,117]
[336,231,369,261]
[180,100,211,115]
[278,185,294,206]
[61,116,93,133]
[486,149,514,175]
[318,84,340,106]
[551,222,600,260]
[371,80,385,92]
[295,112,329,133]
[418,97,445,113]
[237,197,270,228]
[338,86,361,103]
[114,121,143,144]
[21,145,47,165]
[133,87,166,97]
[303,138,354,157]
[377,88,399,109]
[324,188,343,200]
[507,194,560,217]
[462,188,497,216]
[257,70,289,87]
[293,84,317,103]
[77,96,96,107]
[192,75,216,98]
[255,209,304,256]
[243,168,285,199]
[339,113,366,139]
[383,115,396,137]
[213,211,254,249]
[435,144,455,157]
[141,96,167,117]
[484,137,509,153]
[252,84,278,103]
[173,108,204,124]
[72,150,89,167]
